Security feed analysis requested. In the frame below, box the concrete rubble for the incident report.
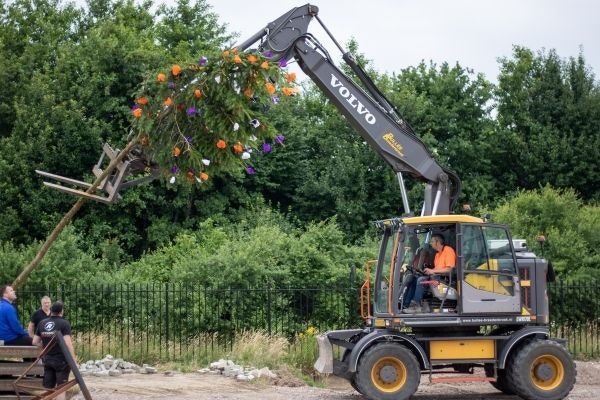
[77,355,277,383]
[198,359,278,382]
[78,354,157,377]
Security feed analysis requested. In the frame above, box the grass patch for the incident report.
[74,327,324,384]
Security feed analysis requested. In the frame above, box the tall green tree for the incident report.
[0,0,232,257]
[496,46,600,201]
[386,61,497,209]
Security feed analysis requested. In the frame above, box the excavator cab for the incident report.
[372,215,522,319]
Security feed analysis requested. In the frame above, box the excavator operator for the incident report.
[403,234,456,313]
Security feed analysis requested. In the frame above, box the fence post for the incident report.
[164,283,169,359]
[267,286,272,336]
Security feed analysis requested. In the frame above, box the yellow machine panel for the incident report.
[463,259,513,296]
[430,340,495,360]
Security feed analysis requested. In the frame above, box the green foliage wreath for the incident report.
[130,48,298,184]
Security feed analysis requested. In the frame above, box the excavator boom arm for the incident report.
[238,4,460,214]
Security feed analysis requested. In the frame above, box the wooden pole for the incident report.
[12,137,140,289]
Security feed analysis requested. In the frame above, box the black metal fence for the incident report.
[14,281,599,363]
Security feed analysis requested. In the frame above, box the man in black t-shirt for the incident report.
[28,295,51,337]
[33,301,76,399]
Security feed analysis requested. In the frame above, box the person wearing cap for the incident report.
[0,284,33,345]
[33,301,76,399]
[28,295,52,337]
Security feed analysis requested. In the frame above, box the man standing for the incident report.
[33,301,76,400]
[28,295,52,337]
[0,285,33,345]
[403,234,457,313]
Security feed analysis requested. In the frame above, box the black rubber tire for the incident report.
[506,339,576,400]
[342,350,361,394]
[355,343,420,400]
[484,363,515,395]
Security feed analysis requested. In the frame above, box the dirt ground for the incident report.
[70,360,599,400]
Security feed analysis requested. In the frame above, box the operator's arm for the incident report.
[32,334,42,347]
[425,266,454,275]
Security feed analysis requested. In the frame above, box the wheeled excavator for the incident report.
[235,5,576,400]
[38,4,576,400]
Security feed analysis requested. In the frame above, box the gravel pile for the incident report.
[79,354,157,377]
[198,358,278,381]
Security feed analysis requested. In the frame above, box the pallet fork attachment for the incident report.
[36,143,159,204]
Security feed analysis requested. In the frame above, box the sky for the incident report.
[193,0,600,82]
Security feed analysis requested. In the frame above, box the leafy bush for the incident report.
[0,226,101,288]
[491,185,600,277]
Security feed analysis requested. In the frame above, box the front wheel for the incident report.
[484,363,515,395]
[355,343,420,400]
[507,339,576,400]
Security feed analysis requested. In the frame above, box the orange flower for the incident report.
[247,54,258,64]
[157,73,166,82]
[132,108,143,118]
[243,88,254,98]
[282,87,297,96]
[171,64,182,76]
[260,61,269,69]
[186,171,195,182]
[232,142,243,154]
[172,146,181,157]
[286,72,297,82]
[164,97,173,107]
[136,97,148,105]
[233,55,242,64]
[194,89,203,98]
[216,139,227,149]
[199,172,209,182]
[223,50,230,57]
[264,83,276,95]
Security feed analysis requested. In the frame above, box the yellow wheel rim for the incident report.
[370,356,407,393]
[530,354,564,390]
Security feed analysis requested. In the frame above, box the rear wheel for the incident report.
[355,343,420,400]
[507,339,576,400]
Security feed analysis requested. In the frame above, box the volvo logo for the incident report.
[329,74,376,125]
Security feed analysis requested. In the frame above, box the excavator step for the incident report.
[430,375,496,384]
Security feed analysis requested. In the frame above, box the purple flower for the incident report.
[168,82,176,89]
[185,136,193,144]
[186,106,197,116]
[275,134,285,145]
[263,50,273,59]
[245,165,256,175]
[198,56,208,65]
[170,165,179,174]
[278,58,288,68]
[261,143,272,153]
[131,105,140,110]
[271,96,280,104]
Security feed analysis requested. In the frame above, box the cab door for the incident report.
[458,224,521,314]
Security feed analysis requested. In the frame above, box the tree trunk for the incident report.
[12,137,140,288]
